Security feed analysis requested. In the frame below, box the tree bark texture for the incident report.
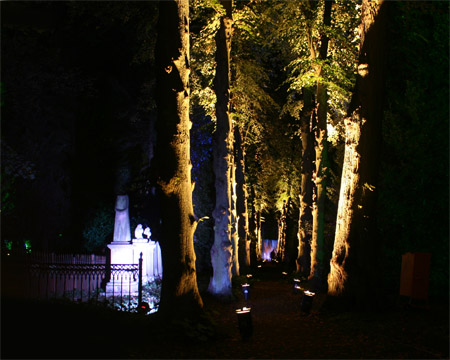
[235,126,250,269]
[296,88,315,276]
[309,0,332,290]
[209,0,234,296]
[154,0,203,316]
[277,199,289,262]
[230,157,239,276]
[249,187,260,265]
[255,207,262,261]
[327,0,388,307]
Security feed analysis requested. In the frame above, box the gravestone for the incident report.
[106,195,162,296]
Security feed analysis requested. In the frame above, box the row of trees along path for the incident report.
[153,0,390,316]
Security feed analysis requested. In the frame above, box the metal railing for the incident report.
[2,252,144,312]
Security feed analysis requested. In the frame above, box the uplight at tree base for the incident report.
[293,279,302,294]
[236,307,253,340]
[242,283,250,301]
[301,290,316,314]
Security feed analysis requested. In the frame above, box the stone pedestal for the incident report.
[105,238,163,296]
[133,239,156,284]
[106,241,138,295]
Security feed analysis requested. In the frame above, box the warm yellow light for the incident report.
[236,307,251,314]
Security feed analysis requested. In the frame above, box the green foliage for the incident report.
[1,172,16,216]
[279,0,360,122]
[190,0,221,121]
[82,204,114,253]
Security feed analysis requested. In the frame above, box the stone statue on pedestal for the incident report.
[134,224,144,239]
[113,195,131,243]
[107,199,162,296]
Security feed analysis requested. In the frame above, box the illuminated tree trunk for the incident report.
[296,88,315,276]
[327,0,388,307]
[235,125,250,269]
[309,0,332,290]
[209,0,234,296]
[230,157,239,276]
[154,0,203,316]
[249,187,261,264]
[255,205,262,261]
[277,199,289,262]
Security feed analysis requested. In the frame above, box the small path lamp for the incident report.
[301,290,315,314]
[236,307,253,340]
[138,301,150,315]
[242,283,250,301]
[293,278,302,294]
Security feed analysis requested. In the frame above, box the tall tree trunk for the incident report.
[296,88,315,276]
[230,156,239,275]
[255,205,262,261]
[235,125,250,269]
[154,0,203,317]
[209,0,234,296]
[249,187,260,265]
[277,199,289,262]
[309,0,333,290]
[327,0,388,308]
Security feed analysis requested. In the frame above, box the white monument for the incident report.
[132,225,162,284]
[106,195,162,296]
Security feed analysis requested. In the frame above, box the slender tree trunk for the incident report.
[296,88,315,276]
[235,126,250,269]
[154,0,203,316]
[309,0,333,290]
[277,199,289,262]
[230,156,239,275]
[209,0,234,296]
[327,0,388,308]
[255,205,262,261]
[249,187,259,265]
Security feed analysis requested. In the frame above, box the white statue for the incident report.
[134,224,144,239]
[143,226,151,239]
[113,195,131,243]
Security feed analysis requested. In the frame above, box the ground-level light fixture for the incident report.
[242,283,250,301]
[293,279,302,294]
[301,290,315,314]
[246,274,253,279]
[236,307,253,340]
[138,301,150,315]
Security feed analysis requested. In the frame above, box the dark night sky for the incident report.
[1,2,159,251]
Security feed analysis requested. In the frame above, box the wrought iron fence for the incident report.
[2,252,144,312]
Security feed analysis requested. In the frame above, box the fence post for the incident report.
[138,252,143,305]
